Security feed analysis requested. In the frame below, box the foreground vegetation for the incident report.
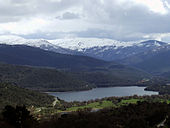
[28,95,170,119]
[0,82,169,116]
[0,101,170,128]
[1,82,170,128]
[40,102,170,128]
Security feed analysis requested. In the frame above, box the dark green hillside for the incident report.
[0,44,108,70]
[0,44,151,89]
[145,85,170,95]
[70,66,151,87]
[0,83,54,110]
[0,63,92,91]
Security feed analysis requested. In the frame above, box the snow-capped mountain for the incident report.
[0,35,73,54]
[49,38,139,51]
[0,35,170,61]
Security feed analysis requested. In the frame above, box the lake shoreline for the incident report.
[47,86,158,102]
[45,84,148,93]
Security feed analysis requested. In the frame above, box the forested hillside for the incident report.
[0,44,151,88]
[0,83,54,110]
[0,63,92,91]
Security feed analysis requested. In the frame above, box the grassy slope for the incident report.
[66,101,115,111]
[65,98,170,112]
[32,96,170,118]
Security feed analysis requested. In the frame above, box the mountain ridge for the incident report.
[1,35,170,75]
[0,35,169,62]
[0,44,151,89]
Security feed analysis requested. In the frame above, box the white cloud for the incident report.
[0,0,170,41]
[0,18,49,35]
[131,0,168,14]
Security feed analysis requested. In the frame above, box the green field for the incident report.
[66,100,115,111]
[30,96,170,118]
[119,99,142,104]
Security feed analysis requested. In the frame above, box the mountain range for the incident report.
[0,44,109,71]
[1,35,170,75]
[0,44,150,89]
[119,44,170,74]
[0,35,170,61]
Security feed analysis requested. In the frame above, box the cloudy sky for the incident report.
[0,0,170,41]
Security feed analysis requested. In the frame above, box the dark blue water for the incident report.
[48,86,158,102]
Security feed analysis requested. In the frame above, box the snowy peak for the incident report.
[0,35,61,50]
[0,35,166,51]
[49,38,140,51]
[140,40,167,46]
[0,35,170,61]
[0,35,25,45]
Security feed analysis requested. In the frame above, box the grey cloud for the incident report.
[1,0,170,41]
[79,0,170,40]
[61,12,80,20]
[75,28,147,41]
[20,31,76,40]
[0,0,81,22]
[17,28,144,41]
[56,12,80,20]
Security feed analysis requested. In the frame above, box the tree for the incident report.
[2,105,37,128]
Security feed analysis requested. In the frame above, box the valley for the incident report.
[0,38,169,93]
[48,86,158,102]
[1,1,170,127]
[0,44,152,91]
[1,84,170,128]
[0,37,170,128]
[0,38,169,95]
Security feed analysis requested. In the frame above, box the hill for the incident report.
[70,65,151,87]
[0,44,108,71]
[133,50,170,74]
[162,71,170,78]
[118,41,170,74]
[134,50,170,74]
[0,83,54,110]
[0,44,151,88]
[0,63,92,91]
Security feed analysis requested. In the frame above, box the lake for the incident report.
[48,86,158,102]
